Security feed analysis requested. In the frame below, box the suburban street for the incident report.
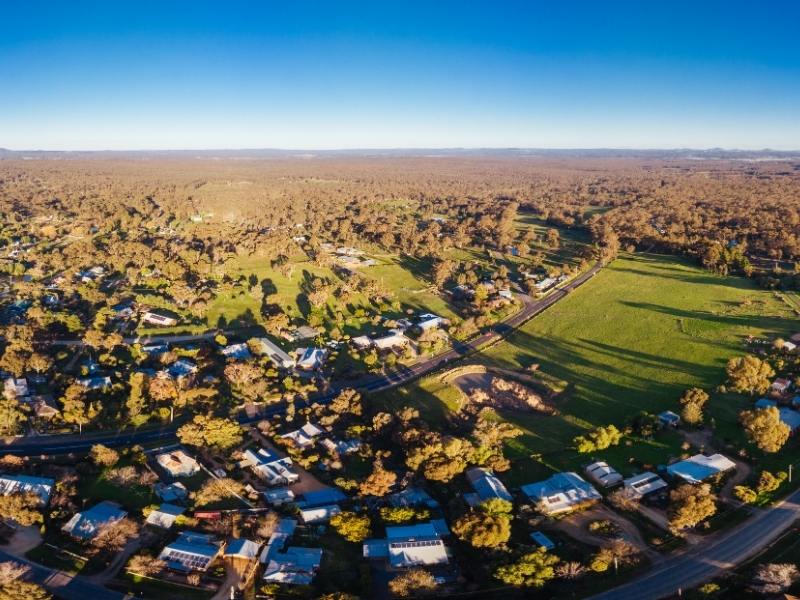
[591,487,800,600]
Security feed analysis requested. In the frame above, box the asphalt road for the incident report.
[590,487,800,600]
[1,263,602,457]
[0,549,127,600]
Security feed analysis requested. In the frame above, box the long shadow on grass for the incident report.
[621,301,794,337]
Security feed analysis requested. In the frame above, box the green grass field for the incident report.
[376,252,798,486]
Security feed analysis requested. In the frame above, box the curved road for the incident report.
[2,263,602,457]
[591,487,800,599]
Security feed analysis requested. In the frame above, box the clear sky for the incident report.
[1,1,798,150]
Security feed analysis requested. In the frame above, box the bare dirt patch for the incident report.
[452,372,556,414]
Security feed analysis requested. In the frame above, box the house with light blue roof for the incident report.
[62,501,127,540]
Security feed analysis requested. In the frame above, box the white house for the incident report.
[299,505,341,524]
[351,335,373,350]
[417,313,447,332]
[280,422,324,449]
[263,488,295,506]
[261,519,323,586]
[373,330,408,351]
[584,461,623,488]
[521,472,601,515]
[142,310,178,327]
[772,378,793,394]
[221,343,252,361]
[666,454,736,484]
[363,522,449,569]
[145,503,184,529]
[159,531,222,572]
[243,448,299,486]
[3,377,29,400]
[623,472,669,499]
[464,467,512,506]
[156,449,201,478]
[255,338,295,369]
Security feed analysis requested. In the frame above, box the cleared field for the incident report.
[376,253,798,486]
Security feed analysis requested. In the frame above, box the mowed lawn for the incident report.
[377,253,798,486]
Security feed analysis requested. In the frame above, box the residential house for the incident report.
[285,326,320,343]
[773,378,793,394]
[76,376,112,390]
[254,338,295,369]
[158,531,222,572]
[464,467,512,507]
[521,472,602,515]
[142,310,178,327]
[389,487,439,509]
[0,474,54,505]
[363,522,449,569]
[145,503,184,529]
[243,448,299,486]
[167,358,198,379]
[666,454,736,484]
[584,461,623,488]
[263,488,295,506]
[295,347,327,370]
[351,335,373,350]
[261,519,323,585]
[3,377,29,400]
[221,343,252,361]
[295,487,348,508]
[155,482,189,503]
[62,501,127,540]
[372,330,409,351]
[280,422,324,449]
[319,437,362,456]
[299,505,341,524]
[623,472,669,499]
[224,538,262,561]
[417,313,447,332]
[156,449,201,478]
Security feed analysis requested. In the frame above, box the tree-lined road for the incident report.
[1,263,602,456]
[591,487,800,599]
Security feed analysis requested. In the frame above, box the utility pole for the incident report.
[790,463,793,483]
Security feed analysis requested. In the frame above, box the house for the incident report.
[530,531,556,551]
[521,472,601,515]
[389,487,438,509]
[295,487,348,508]
[167,358,197,379]
[666,454,736,484]
[76,376,112,390]
[773,378,793,394]
[142,310,178,327]
[111,301,135,319]
[29,396,59,419]
[584,461,623,488]
[243,448,299,486]
[783,341,798,353]
[62,501,127,540]
[534,277,558,292]
[141,343,169,356]
[351,335,373,350]
[156,449,201,478]
[158,531,222,572]
[0,474,54,505]
[373,330,409,351]
[263,488,295,506]
[280,422,324,449]
[261,520,323,586]
[155,482,189,503]
[464,467,512,506]
[285,326,320,342]
[299,505,341,524]
[145,503,184,529]
[3,377,29,400]
[319,437,362,456]
[295,347,327,370]
[658,410,681,428]
[221,343,252,361]
[225,538,261,561]
[364,522,449,569]
[417,313,447,332]
[623,472,669,499]
[254,338,295,369]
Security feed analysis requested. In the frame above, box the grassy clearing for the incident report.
[376,253,797,486]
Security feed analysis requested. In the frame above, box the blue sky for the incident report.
[1,1,798,150]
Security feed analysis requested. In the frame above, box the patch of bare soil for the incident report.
[453,373,555,414]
